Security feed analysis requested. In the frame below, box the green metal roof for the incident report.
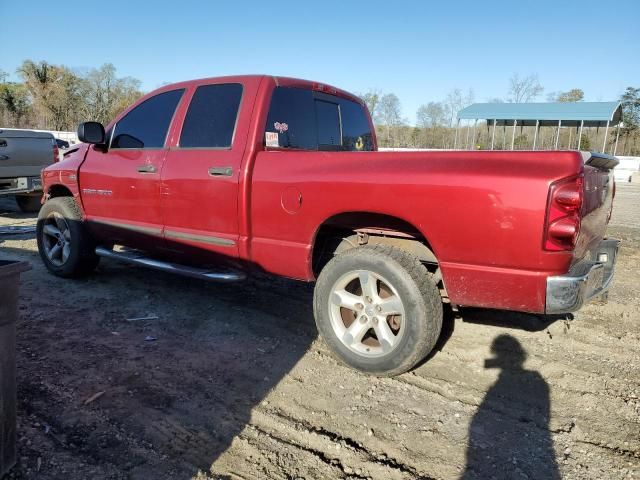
[457,101,622,127]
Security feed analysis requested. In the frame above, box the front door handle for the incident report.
[137,164,156,174]
[208,166,233,177]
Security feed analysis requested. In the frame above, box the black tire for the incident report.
[36,197,100,277]
[15,194,42,213]
[314,245,443,376]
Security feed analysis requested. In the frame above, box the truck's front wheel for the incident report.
[36,197,100,277]
[314,245,443,376]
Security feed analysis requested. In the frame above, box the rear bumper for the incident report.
[546,238,620,314]
[0,176,42,196]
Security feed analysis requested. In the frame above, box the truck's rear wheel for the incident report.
[15,194,42,213]
[36,197,100,277]
[314,245,443,376]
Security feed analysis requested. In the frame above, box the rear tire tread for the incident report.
[314,244,443,377]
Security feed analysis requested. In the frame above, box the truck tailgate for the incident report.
[574,152,618,261]
[0,129,55,179]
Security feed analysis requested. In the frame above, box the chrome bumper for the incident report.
[546,239,620,314]
[0,176,42,196]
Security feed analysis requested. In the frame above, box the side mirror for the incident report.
[77,121,105,145]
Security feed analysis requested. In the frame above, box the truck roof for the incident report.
[0,128,55,139]
[151,74,364,106]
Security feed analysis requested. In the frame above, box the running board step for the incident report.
[95,246,246,283]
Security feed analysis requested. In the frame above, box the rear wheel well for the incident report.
[312,213,438,278]
[47,184,73,198]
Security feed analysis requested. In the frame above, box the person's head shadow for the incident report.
[461,334,560,480]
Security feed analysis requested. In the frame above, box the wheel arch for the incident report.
[47,184,74,199]
[311,211,439,278]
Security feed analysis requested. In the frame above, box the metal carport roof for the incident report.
[457,101,622,127]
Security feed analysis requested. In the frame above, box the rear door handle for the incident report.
[208,166,233,177]
[137,164,156,174]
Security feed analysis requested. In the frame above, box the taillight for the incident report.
[53,140,60,163]
[544,176,583,251]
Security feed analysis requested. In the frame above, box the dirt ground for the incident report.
[0,185,639,480]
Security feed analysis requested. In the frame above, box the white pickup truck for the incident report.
[0,128,58,212]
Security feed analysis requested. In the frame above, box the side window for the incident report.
[315,100,341,150]
[339,98,374,151]
[264,87,374,151]
[265,87,317,150]
[180,83,243,148]
[111,89,184,149]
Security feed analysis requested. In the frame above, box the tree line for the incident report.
[1,62,638,155]
[0,60,142,131]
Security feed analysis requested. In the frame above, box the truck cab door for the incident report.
[80,89,185,249]
[161,82,245,260]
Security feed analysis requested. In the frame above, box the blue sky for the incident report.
[2,0,638,124]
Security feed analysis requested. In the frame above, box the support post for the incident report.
[578,120,584,150]
[555,120,561,149]
[602,120,610,153]
[471,119,478,150]
[614,123,621,155]
[453,118,460,149]
[491,119,497,150]
[533,120,540,149]
[465,120,471,149]
[511,120,517,150]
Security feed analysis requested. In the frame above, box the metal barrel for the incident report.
[0,260,30,477]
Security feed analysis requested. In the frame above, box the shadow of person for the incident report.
[461,334,560,480]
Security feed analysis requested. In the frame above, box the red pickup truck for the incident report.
[36,75,619,376]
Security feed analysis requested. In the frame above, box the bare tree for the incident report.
[444,89,463,127]
[359,89,382,124]
[378,93,402,146]
[416,101,445,128]
[465,89,475,107]
[80,63,142,125]
[507,73,544,103]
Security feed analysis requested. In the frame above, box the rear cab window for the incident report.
[265,86,373,151]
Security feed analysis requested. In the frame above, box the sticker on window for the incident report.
[265,132,279,147]
[274,122,289,133]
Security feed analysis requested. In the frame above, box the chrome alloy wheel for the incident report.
[41,212,72,266]
[328,270,406,357]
